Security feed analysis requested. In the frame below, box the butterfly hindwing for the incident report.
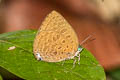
[33,11,79,62]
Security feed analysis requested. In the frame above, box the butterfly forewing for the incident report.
[33,11,79,62]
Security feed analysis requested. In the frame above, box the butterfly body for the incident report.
[33,11,82,62]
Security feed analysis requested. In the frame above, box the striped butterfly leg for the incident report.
[72,57,77,69]
[78,53,81,65]
[76,46,83,65]
[72,53,81,69]
[72,46,83,69]
[71,54,80,68]
[77,47,83,65]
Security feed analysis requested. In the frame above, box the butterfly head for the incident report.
[78,45,83,52]
[74,45,83,57]
[36,53,43,61]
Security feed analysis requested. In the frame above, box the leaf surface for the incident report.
[0,30,106,80]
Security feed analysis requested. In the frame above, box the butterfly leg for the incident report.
[72,58,77,68]
[78,53,81,65]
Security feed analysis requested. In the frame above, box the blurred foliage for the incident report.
[0,75,2,80]
[107,68,120,80]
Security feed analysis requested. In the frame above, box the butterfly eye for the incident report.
[78,47,83,52]
[36,53,42,61]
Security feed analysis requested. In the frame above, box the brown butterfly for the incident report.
[33,11,83,63]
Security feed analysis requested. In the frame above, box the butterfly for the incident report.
[33,10,83,64]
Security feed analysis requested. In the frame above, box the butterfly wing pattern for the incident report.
[33,11,81,62]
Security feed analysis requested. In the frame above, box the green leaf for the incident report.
[0,30,106,80]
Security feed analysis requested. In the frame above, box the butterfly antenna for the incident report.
[80,34,93,45]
